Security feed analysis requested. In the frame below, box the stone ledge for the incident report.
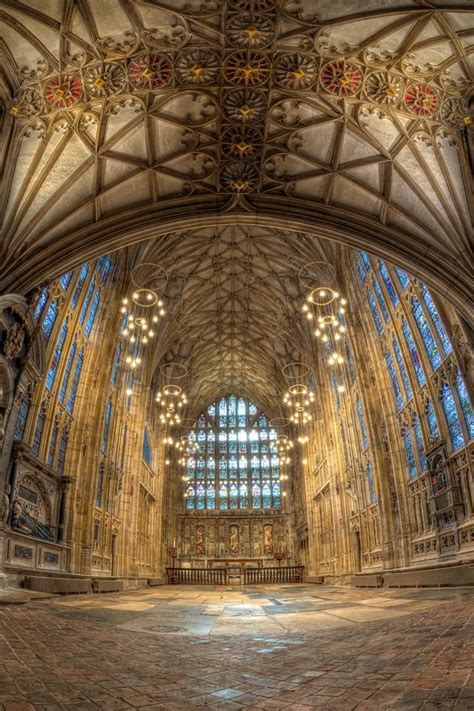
[384,563,474,588]
[23,575,92,595]
[352,573,383,588]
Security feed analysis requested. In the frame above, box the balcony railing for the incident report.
[166,565,304,585]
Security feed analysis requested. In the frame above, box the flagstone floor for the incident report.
[0,584,473,710]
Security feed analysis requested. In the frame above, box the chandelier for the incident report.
[299,261,350,373]
[155,362,188,428]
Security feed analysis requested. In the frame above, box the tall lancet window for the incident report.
[185,394,281,511]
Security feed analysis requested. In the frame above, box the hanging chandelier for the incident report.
[155,362,188,428]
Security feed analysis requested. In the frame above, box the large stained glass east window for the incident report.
[185,394,281,511]
[411,298,442,370]
[441,382,464,451]
[455,369,474,440]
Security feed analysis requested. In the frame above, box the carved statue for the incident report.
[0,488,10,524]
[11,499,54,541]
[263,523,273,554]
[3,321,25,360]
[229,524,239,556]
[195,524,205,555]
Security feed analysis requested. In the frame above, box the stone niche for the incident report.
[2,451,69,573]
[177,511,292,565]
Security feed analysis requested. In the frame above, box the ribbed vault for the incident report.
[137,225,331,416]
[0,0,472,318]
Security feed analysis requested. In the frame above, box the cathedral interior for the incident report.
[0,0,473,708]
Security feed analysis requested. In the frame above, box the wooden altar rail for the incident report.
[244,566,304,584]
[166,566,305,585]
[166,567,228,585]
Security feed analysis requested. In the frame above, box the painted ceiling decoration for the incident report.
[0,1,472,314]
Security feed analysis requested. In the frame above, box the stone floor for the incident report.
[0,584,473,710]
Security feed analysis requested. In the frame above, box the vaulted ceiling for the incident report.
[136,225,331,415]
[0,0,472,318]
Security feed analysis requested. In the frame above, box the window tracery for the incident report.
[185,394,281,511]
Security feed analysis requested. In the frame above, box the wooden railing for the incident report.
[166,565,305,585]
[166,567,228,585]
[243,566,304,584]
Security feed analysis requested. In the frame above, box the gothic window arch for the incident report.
[420,285,452,357]
[71,264,90,308]
[101,399,112,453]
[378,260,399,306]
[143,427,152,466]
[385,350,404,411]
[441,382,464,451]
[14,393,31,441]
[66,349,84,414]
[46,321,68,390]
[185,394,281,511]
[356,397,369,451]
[32,402,47,456]
[411,297,442,370]
[401,317,426,387]
[59,340,77,403]
[59,271,73,290]
[42,299,59,339]
[84,291,100,336]
[455,369,474,440]
[34,289,49,321]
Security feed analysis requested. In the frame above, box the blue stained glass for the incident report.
[32,406,46,456]
[367,461,376,504]
[392,336,413,400]
[57,429,68,474]
[120,424,127,470]
[79,279,95,324]
[355,256,367,282]
[143,428,152,466]
[367,291,384,334]
[84,291,100,336]
[373,278,390,322]
[71,264,90,308]
[97,256,112,283]
[404,427,418,479]
[59,271,73,290]
[207,484,216,509]
[42,300,58,339]
[356,397,369,450]
[421,285,452,357]
[395,267,410,289]
[332,372,341,410]
[59,341,77,403]
[360,251,371,272]
[46,323,68,390]
[385,351,404,411]
[426,400,440,439]
[441,382,464,451]
[186,395,281,511]
[378,260,399,306]
[126,370,134,411]
[455,369,474,439]
[34,289,49,321]
[47,420,59,465]
[14,395,30,441]
[402,318,426,387]
[111,341,122,385]
[96,462,105,508]
[413,415,427,472]
[102,399,112,453]
[66,350,83,414]
[412,298,441,370]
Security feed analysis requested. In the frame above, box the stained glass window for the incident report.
[331,372,341,410]
[59,271,73,290]
[441,382,464,451]
[32,404,46,457]
[378,260,399,306]
[14,395,30,441]
[426,400,440,440]
[395,267,410,289]
[66,349,84,414]
[57,428,69,474]
[356,256,367,282]
[47,419,59,466]
[59,341,77,403]
[413,415,428,472]
[96,461,105,508]
[84,291,100,336]
[420,285,452,357]
[392,335,413,400]
[102,399,112,453]
[111,341,121,385]
[46,322,68,390]
[97,255,112,283]
[71,264,90,308]
[372,278,390,322]
[143,428,152,466]
[402,318,426,387]
[360,251,371,272]
[367,291,384,334]
[42,300,58,339]
[34,289,49,321]
[367,461,376,504]
[404,427,417,479]
[356,397,369,450]
[455,369,474,440]
[186,395,281,511]
[79,279,95,324]
[412,298,441,370]
[385,351,404,411]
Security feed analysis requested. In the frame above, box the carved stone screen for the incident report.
[185,394,281,511]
